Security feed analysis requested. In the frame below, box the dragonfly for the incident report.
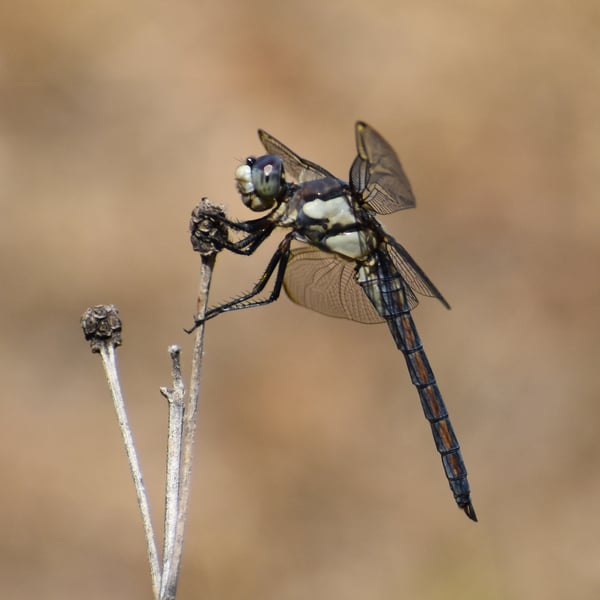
[192,122,476,521]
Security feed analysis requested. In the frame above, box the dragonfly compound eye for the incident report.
[248,155,284,209]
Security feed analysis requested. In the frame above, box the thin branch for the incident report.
[160,199,224,599]
[159,346,185,598]
[81,306,162,599]
[161,255,215,600]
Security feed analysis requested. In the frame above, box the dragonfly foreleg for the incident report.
[222,222,275,256]
[208,211,277,256]
[191,205,276,257]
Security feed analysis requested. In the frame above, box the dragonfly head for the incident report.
[235,155,285,212]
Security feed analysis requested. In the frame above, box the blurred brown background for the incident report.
[1,1,599,598]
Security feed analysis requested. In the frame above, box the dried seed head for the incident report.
[190,198,228,256]
[81,304,122,352]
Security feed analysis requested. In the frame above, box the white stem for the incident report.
[100,344,161,600]
[159,346,185,599]
[161,254,216,600]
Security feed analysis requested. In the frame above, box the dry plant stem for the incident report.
[161,254,216,600]
[100,343,161,600]
[159,346,185,599]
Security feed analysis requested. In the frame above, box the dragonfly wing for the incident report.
[283,245,384,324]
[350,121,416,214]
[258,129,336,183]
[385,238,451,309]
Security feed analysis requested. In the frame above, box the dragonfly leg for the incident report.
[222,223,275,256]
[186,235,293,332]
[191,204,276,257]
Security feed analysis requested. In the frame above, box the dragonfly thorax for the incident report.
[275,178,379,261]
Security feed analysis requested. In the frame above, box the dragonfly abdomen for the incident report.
[361,269,478,521]
[392,311,477,521]
[416,379,473,512]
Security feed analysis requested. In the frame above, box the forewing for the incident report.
[385,237,451,309]
[258,129,336,183]
[350,121,416,214]
[283,246,384,324]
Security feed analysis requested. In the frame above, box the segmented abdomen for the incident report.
[358,259,476,520]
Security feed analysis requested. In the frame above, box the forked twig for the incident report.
[81,199,227,600]
[161,199,225,599]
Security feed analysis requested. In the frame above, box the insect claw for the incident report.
[184,318,204,334]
